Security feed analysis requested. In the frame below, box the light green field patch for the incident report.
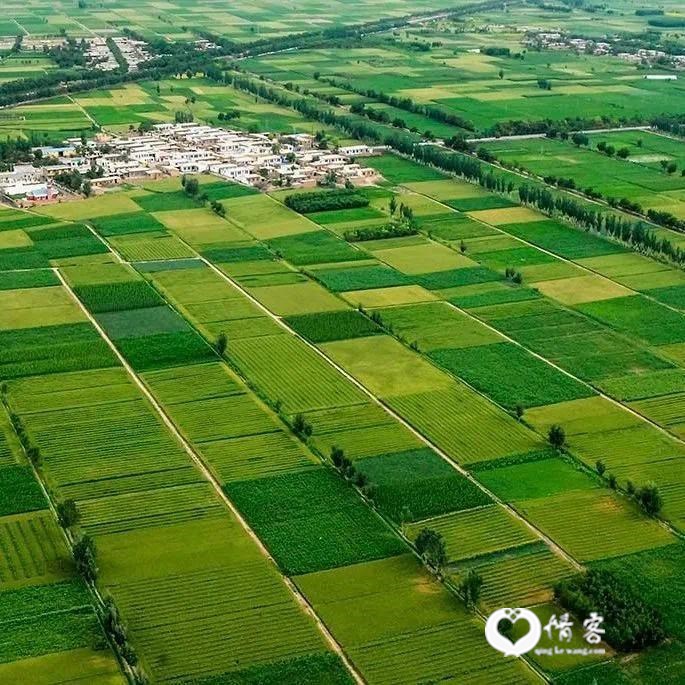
[468,206,543,225]
[576,252,671,278]
[407,504,537,562]
[109,234,195,262]
[395,191,453,217]
[373,242,476,275]
[619,269,685,290]
[378,302,503,351]
[321,335,452,397]
[535,274,634,305]
[249,281,346,316]
[341,285,439,308]
[518,490,675,561]
[518,261,586,282]
[154,208,246,245]
[36,194,141,221]
[225,194,316,239]
[388,385,540,464]
[403,179,488,201]
[0,287,86,330]
[524,396,642,437]
[0,647,126,685]
[0,229,32,249]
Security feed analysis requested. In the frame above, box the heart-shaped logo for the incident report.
[485,608,542,656]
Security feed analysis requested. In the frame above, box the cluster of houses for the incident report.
[70,36,151,72]
[84,37,120,71]
[524,32,612,55]
[110,37,152,71]
[0,124,382,202]
[524,31,685,69]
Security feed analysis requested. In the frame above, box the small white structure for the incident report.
[644,74,678,81]
[33,124,380,191]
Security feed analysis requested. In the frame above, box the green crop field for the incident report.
[1,2,684,682]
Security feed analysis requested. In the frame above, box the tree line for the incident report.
[317,74,475,132]
[223,69,685,269]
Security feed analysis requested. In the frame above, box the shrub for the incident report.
[284,188,369,213]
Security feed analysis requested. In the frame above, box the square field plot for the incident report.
[356,448,491,522]
[321,336,452,398]
[230,334,365,414]
[249,281,346,316]
[225,469,405,574]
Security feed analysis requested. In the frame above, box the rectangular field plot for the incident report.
[285,310,382,343]
[372,241,475,275]
[8,370,193,499]
[321,335,452,397]
[429,342,593,409]
[577,295,685,346]
[0,286,86,331]
[313,264,414,292]
[0,647,125,685]
[295,555,536,685]
[360,154,448,184]
[248,281,347,315]
[305,402,422,461]
[0,512,72,589]
[518,490,675,562]
[0,580,105,666]
[0,323,117,381]
[142,362,320,482]
[502,220,627,260]
[230,334,365,413]
[100,518,328,683]
[78,483,225,536]
[224,194,316,239]
[356,448,491,522]
[267,230,366,266]
[475,455,600,502]
[226,469,405,574]
[341,284,439,308]
[91,211,167,236]
[451,546,575,612]
[109,234,195,262]
[408,504,537,562]
[377,302,503,351]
